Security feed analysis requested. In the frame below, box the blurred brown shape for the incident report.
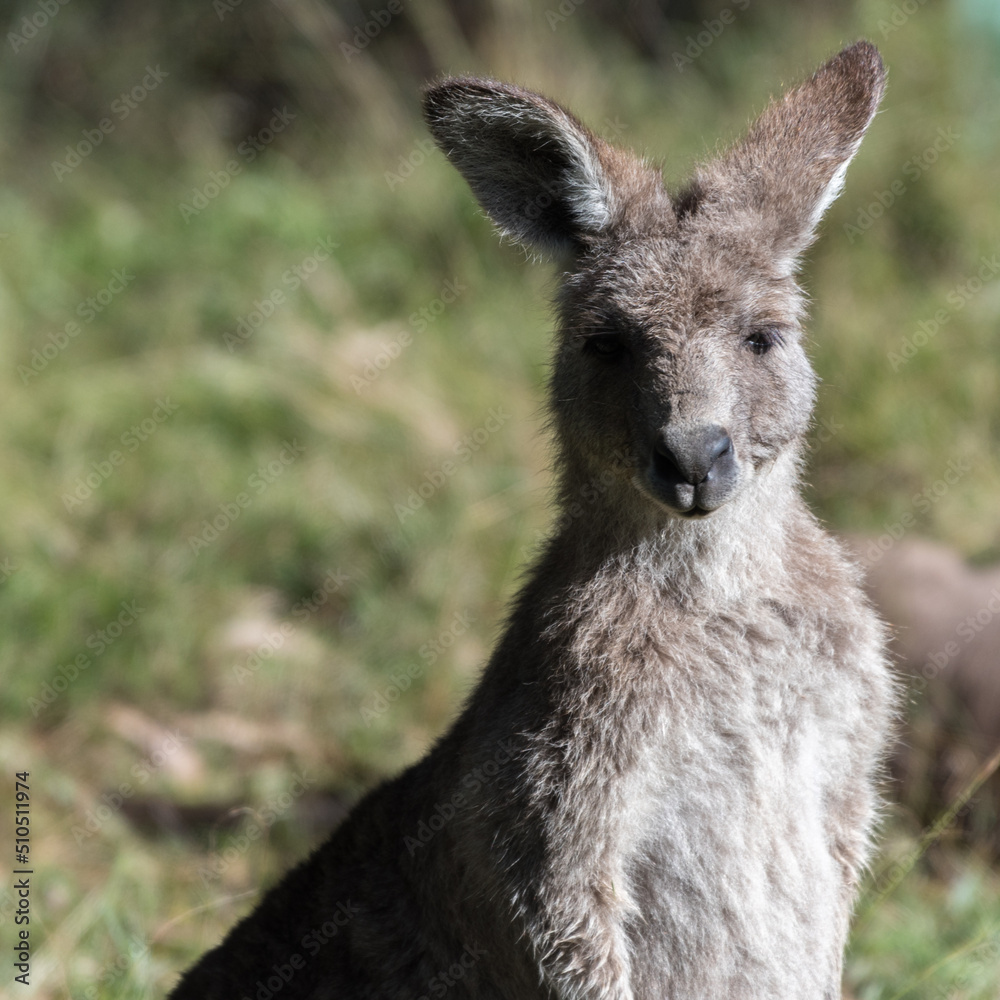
[848,535,1000,851]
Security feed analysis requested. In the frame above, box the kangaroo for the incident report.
[170,41,895,1000]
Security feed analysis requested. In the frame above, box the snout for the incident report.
[645,423,739,516]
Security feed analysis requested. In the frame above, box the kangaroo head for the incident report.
[424,43,885,527]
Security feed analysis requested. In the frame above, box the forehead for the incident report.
[562,231,799,331]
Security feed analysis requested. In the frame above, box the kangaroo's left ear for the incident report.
[692,41,886,268]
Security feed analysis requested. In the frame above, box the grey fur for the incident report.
[170,41,895,1000]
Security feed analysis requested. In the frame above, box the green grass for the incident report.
[1,1,999,996]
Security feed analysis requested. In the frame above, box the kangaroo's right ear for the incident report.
[423,78,618,254]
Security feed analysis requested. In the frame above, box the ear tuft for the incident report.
[423,78,615,253]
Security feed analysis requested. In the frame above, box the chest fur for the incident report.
[607,607,871,995]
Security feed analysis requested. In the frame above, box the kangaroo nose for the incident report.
[653,424,733,485]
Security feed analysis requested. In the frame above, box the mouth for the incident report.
[677,505,714,519]
[633,473,727,518]
[639,464,736,519]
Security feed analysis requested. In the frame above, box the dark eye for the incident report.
[584,334,626,361]
[744,326,785,355]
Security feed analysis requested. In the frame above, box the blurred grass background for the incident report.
[0,0,998,996]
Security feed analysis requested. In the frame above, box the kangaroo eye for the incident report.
[584,334,626,360]
[744,326,785,355]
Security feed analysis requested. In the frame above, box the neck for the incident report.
[546,449,806,607]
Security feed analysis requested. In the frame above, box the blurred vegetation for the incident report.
[0,0,997,997]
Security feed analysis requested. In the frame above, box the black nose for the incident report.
[653,424,733,486]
